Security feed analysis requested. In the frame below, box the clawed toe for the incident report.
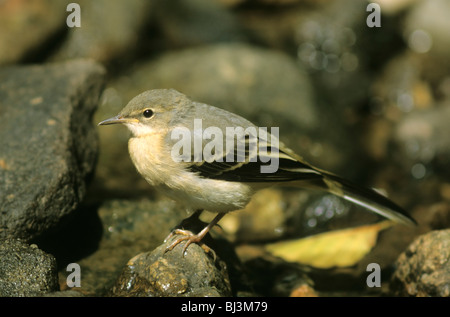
[163,213,225,260]
[164,230,216,260]
[163,228,193,243]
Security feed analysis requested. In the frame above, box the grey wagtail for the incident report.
[99,89,416,256]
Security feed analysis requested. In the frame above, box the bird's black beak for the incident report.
[98,115,138,126]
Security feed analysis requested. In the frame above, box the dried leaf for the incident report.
[265,221,393,268]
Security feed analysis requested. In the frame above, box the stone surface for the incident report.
[51,0,154,65]
[111,234,233,297]
[390,229,450,297]
[236,245,314,297]
[153,0,247,49]
[110,42,318,130]
[0,239,59,296]
[36,199,185,296]
[0,0,68,65]
[0,59,105,241]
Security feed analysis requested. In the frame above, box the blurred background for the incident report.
[1,0,449,296]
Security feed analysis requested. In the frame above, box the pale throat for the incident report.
[124,122,156,137]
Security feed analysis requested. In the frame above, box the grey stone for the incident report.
[0,239,59,296]
[390,229,450,297]
[36,199,185,296]
[0,0,68,65]
[119,43,318,131]
[51,0,155,65]
[0,59,105,241]
[154,0,247,48]
[111,234,232,297]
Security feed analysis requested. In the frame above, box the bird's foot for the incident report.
[164,229,216,260]
[163,213,225,260]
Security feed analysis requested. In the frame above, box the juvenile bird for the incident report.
[98,89,415,255]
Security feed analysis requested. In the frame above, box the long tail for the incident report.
[294,169,416,226]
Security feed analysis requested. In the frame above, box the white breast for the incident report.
[128,135,254,213]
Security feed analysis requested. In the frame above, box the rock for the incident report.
[236,0,389,96]
[0,0,68,65]
[422,202,450,231]
[37,199,252,296]
[235,245,314,296]
[36,199,184,296]
[0,239,59,296]
[98,199,184,248]
[390,229,450,297]
[51,0,154,66]
[112,43,317,130]
[43,290,86,297]
[111,234,232,297]
[154,0,247,48]
[0,59,105,241]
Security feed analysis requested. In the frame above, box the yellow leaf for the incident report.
[265,221,393,268]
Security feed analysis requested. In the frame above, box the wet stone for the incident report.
[0,0,68,65]
[111,234,232,297]
[51,0,155,65]
[35,198,185,296]
[0,59,105,241]
[154,0,246,48]
[0,239,59,296]
[390,229,450,297]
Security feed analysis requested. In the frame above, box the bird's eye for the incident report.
[143,109,154,118]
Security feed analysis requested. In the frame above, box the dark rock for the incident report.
[119,42,318,131]
[0,0,68,65]
[235,245,314,297]
[0,239,59,296]
[43,290,86,297]
[0,59,105,241]
[51,0,154,66]
[390,229,450,297]
[37,199,185,296]
[153,0,247,49]
[421,202,450,231]
[236,0,385,101]
[111,234,232,297]
[98,199,184,247]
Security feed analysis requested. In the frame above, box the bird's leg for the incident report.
[164,209,203,243]
[164,213,225,258]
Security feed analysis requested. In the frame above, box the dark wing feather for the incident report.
[182,120,416,226]
[188,146,323,182]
